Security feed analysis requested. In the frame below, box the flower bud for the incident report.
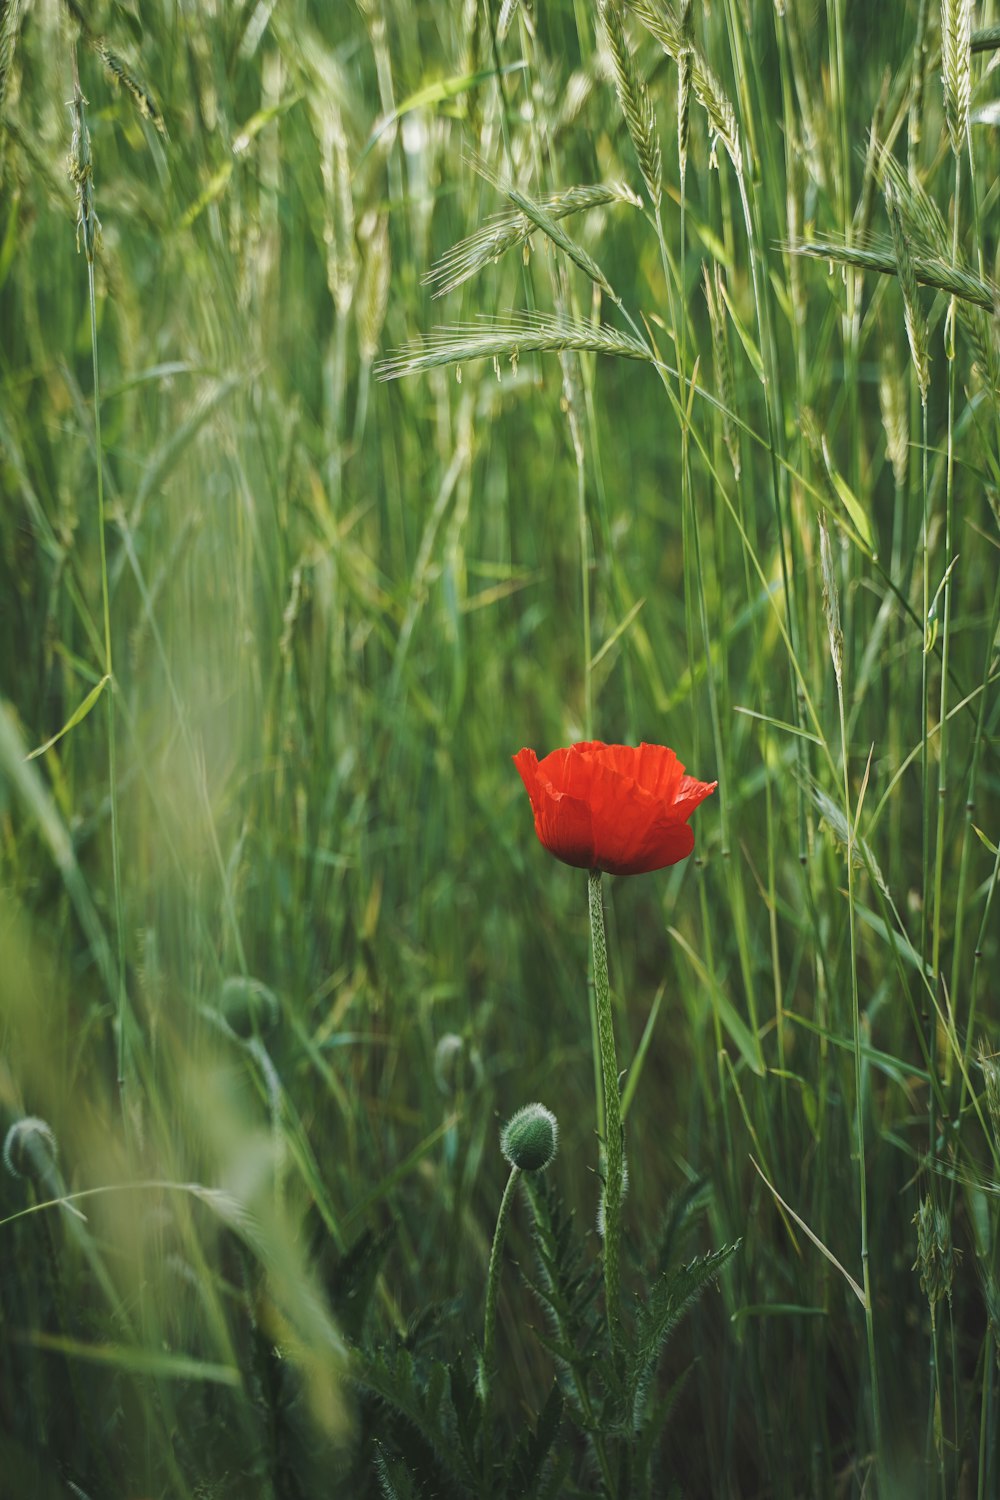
[219,976,279,1039]
[434,1033,481,1097]
[3,1117,58,1184]
[500,1103,558,1173]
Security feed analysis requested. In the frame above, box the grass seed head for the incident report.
[913,1194,957,1308]
[941,0,972,158]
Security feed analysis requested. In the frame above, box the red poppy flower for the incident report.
[513,741,716,876]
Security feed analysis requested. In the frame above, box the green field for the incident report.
[2,1,999,1495]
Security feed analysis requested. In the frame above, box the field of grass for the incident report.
[2,1,1000,1495]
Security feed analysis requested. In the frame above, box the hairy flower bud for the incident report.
[219,976,279,1039]
[434,1033,481,1097]
[500,1103,558,1173]
[4,1117,58,1184]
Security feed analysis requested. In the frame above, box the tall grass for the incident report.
[1,0,999,1494]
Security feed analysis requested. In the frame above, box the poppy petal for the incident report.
[515,740,715,876]
[535,788,596,869]
[672,774,719,820]
[514,747,596,868]
[601,818,695,876]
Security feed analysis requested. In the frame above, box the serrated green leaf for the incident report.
[628,1242,741,1427]
[507,1380,564,1498]
[330,1225,395,1342]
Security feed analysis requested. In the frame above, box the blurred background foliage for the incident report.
[1,0,999,1494]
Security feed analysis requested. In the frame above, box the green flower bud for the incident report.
[219,976,279,1039]
[434,1033,481,1097]
[3,1117,58,1184]
[500,1103,558,1173]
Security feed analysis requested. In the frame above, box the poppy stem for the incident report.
[588,869,623,1331]
[479,1163,520,1487]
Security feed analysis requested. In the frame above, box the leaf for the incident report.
[357,1345,468,1495]
[341,1113,459,1232]
[362,62,529,159]
[730,1303,829,1320]
[373,1441,419,1500]
[521,1176,604,1381]
[21,1331,239,1385]
[652,1179,711,1275]
[668,926,765,1076]
[328,1224,395,1343]
[231,95,301,154]
[782,1008,929,1085]
[448,1356,481,1476]
[749,1156,866,1307]
[852,899,930,978]
[628,1242,741,1427]
[621,980,663,1120]
[506,1380,564,1498]
[716,272,764,379]
[591,596,647,673]
[178,161,234,230]
[178,97,301,227]
[733,704,824,745]
[821,436,875,553]
[973,824,999,856]
[25,675,110,761]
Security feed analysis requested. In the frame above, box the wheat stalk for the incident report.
[630,0,741,175]
[875,139,949,256]
[884,180,932,405]
[677,0,693,188]
[600,0,662,210]
[0,0,24,117]
[424,182,642,297]
[941,0,972,157]
[376,312,652,382]
[972,22,1000,51]
[793,235,998,312]
[878,364,909,491]
[93,39,167,136]
[505,185,616,298]
[703,263,741,479]
[357,216,391,363]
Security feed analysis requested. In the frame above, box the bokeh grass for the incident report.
[2,0,999,1494]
